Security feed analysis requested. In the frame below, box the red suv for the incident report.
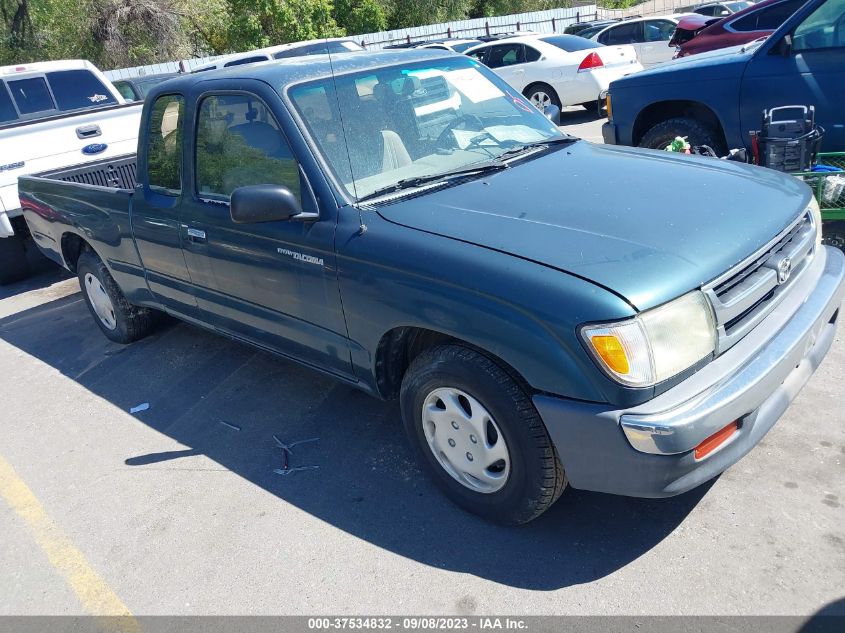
[676,0,804,57]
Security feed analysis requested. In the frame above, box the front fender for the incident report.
[336,210,637,404]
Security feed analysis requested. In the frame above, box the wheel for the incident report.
[400,345,566,525]
[76,249,156,343]
[0,234,30,285]
[523,83,561,113]
[639,117,726,155]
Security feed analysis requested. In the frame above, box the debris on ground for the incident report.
[129,403,150,414]
[218,420,241,431]
[272,435,320,475]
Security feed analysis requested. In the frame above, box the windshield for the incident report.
[287,57,563,201]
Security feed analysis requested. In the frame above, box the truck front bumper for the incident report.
[534,246,845,498]
[601,121,618,145]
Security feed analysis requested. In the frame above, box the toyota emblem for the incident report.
[777,257,792,284]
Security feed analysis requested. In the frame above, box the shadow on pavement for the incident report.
[0,265,70,301]
[0,293,709,590]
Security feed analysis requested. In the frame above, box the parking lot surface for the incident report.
[1,115,843,618]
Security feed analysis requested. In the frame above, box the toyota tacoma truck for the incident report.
[19,50,845,524]
[1,59,142,284]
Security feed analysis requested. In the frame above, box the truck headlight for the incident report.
[809,197,822,247]
[581,291,716,388]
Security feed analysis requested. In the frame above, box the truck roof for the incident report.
[0,59,98,78]
[152,49,455,96]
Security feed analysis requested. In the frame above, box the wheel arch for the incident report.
[60,231,95,273]
[373,326,531,401]
[632,100,727,148]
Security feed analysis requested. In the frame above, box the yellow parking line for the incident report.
[0,454,140,633]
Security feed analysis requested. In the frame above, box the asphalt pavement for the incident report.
[0,115,843,620]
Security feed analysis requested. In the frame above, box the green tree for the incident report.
[334,0,388,35]
[387,0,470,29]
[225,0,342,51]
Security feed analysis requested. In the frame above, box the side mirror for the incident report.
[543,104,561,126]
[230,184,302,224]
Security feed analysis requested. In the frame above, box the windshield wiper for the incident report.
[355,161,510,203]
[494,135,578,162]
[355,136,576,204]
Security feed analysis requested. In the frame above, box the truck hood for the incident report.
[611,42,753,87]
[377,141,811,311]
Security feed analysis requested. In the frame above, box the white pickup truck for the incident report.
[0,59,142,284]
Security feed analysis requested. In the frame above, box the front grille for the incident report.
[703,211,817,354]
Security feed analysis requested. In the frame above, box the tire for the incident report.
[638,117,726,155]
[523,83,561,112]
[400,344,566,525]
[0,234,30,285]
[76,249,156,344]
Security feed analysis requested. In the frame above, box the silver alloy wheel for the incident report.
[84,272,117,331]
[529,90,552,110]
[421,387,511,493]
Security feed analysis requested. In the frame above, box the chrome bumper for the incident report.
[621,245,844,455]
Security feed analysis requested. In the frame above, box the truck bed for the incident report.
[38,154,138,190]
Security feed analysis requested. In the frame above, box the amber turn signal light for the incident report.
[590,335,630,375]
[694,420,740,460]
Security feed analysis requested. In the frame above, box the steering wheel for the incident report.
[435,114,486,150]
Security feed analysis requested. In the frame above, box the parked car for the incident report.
[564,19,621,36]
[419,38,483,53]
[0,59,142,284]
[19,49,844,524]
[677,0,804,57]
[112,73,177,102]
[591,15,691,67]
[669,14,722,47]
[603,0,845,154]
[190,38,364,72]
[465,35,643,110]
[693,1,756,16]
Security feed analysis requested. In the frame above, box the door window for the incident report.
[601,22,644,45]
[146,94,184,195]
[792,0,845,51]
[525,45,542,62]
[466,46,489,63]
[195,94,300,201]
[487,44,525,68]
[644,19,678,42]
[7,77,55,115]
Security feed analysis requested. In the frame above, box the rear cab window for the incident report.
[7,77,54,114]
[46,70,116,110]
[0,82,19,124]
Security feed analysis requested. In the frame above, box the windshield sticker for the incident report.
[88,94,108,103]
[445,68,504,103]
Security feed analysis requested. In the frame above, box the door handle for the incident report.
[186,227,206,242]
[76,124,102,139]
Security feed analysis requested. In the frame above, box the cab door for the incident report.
[178,85,352,378]
[740,0,845,150]
[131,93,200,318]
